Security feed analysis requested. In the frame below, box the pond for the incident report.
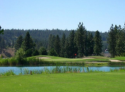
[0,66,125,75]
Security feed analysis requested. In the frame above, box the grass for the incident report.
[34,55,110,66]
[113,56,125,61]
[34,55,110,62]
[0,72,125,92]
[1,55,125,66]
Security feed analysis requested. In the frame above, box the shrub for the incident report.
[25,49,33,57]
[8,57,18,66]
[32,49,39,56]
[15,48,25,65]
[39,47,47,55]
[0,58,9,65]
[49,48,57,56]
[26,57,39,65]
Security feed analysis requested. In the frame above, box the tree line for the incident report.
[0,26,108,51]
[3,23,125,58]
[14,23,102,59]
[48,23,102,58]
[0,26,5,53]
[15,32,48,62]
[108,24,125,57]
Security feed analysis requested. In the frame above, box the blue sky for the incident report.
[0,0,125,32]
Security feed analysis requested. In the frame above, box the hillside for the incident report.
[1,29,108,51]
[0,48,15,57]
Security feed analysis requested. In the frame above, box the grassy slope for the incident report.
[0,72,125,92]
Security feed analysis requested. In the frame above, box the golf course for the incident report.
[0,55,125,91]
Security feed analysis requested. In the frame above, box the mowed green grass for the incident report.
[0,72,125,92]
[113,57,125,61]
[34,55,110,62]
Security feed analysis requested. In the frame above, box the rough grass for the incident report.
[0,72,125,92]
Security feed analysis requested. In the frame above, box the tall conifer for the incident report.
[94,30,102,55]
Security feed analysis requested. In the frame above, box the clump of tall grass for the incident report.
[0,70,15,76]
[19,66,84,75]
[32,70,43,74]
[23,68,30,74]
[1,66,125,76]
[110,67,125,72]
[23,68,43,75]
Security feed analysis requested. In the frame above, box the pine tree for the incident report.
[22,32,35,51]
[0,26,4,34]
[0,26,4,53]
[94,30,102,55]
[60,33,66,57]
[21,32,35,56]
[83,30,87,56]
[15,35,23,51]
[48,34,56,50]
[0,36,5,52]
[107,25,118,57]
[54,35,61,56]
[75,22,86,57]
[48,34,53,50]
[115,26,125,56]
[64,38,70,58]
[68,30,76,58]
[87,32,94,55]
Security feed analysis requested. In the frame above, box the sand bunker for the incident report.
[109,60,122,62]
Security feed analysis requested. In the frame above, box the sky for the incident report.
[0,0,125,32]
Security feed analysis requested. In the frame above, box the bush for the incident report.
[32,49,39,56]
[49,48,57,56]
[39,47,47,55]
[26,57,39,65]
[15,48,25,65]
[0,58,9,65]
[25,49,33,57]
[8,57,18,66]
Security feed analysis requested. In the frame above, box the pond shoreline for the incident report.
[1,65,125,75]
[1,55,125,66]
[1,61,125,66]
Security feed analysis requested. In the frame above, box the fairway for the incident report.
[0,72,125,92]
[37,55,110,62]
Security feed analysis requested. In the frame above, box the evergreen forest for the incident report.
[0,22,125,58]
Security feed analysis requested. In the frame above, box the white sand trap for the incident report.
[110,60,122,62]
